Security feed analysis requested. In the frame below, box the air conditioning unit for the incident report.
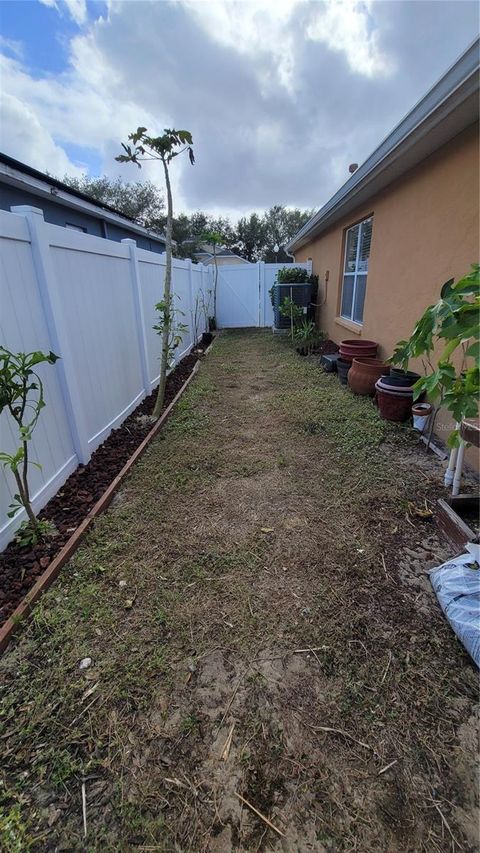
[273,283,311,330]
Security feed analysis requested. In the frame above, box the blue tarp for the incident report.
[430,550,480,667]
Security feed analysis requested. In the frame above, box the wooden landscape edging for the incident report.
[0,338,216,655]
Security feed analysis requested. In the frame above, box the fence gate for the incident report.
[216,261,312,329]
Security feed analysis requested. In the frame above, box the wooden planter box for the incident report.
[437,495,480,551]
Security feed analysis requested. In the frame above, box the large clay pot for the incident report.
[339,339,378,363]
[337,357,351,385]
[348,358,388,396]
[375,381,413,422]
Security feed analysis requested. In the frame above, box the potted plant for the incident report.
[389,264,479,448]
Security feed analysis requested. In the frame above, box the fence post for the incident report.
[186,259,196,344]
[122,239,151,394]
[258,261,265,327]
[11,205,91,464]
[209,265,215,330]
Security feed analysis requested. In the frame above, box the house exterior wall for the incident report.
[195,255,250,266]
[0,183,166,253]
[295,123,479,467]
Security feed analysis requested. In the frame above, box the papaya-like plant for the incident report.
[389,264,479,446]
[116,127,195,419]
[0,347,59,544]
[153,296,188,369]
[280,296,305,341]
[200,230,222,329]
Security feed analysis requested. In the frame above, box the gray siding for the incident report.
[0,184,165,253]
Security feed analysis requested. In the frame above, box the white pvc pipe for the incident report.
[444,421,460,487]
[452,439,466,496]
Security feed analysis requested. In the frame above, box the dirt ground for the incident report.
[1,330,478,852]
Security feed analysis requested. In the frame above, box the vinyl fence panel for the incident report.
[49,231,145,452]
[0,206,213,550]
[216,261,312,328]
[0,209,77,549]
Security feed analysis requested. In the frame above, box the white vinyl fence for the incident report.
[216,261,312,329]
[0,205,213,549]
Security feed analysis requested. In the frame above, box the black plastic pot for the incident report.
[201,332,213,346]
[390,368,421,383]
[337,358,351,385]
[381,374,418,388]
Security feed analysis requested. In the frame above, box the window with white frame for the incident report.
[340,216,373,324]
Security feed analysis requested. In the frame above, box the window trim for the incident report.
[339,215,373,325]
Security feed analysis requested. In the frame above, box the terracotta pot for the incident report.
[375,381,413,422]
[337,357,351,385]
[339,339,378,363]
[348,358,389,396]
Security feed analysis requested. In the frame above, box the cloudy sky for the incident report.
[0,0,478,219]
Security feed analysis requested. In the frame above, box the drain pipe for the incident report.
[452,439,466,496]
[444,422,460,487]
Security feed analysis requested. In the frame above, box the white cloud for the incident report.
[1,0,478,219]
[0,92,83,176]
[306,0,392,78]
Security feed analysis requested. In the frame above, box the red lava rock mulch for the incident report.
[0,341,211,626]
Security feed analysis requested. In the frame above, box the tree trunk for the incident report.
[152,158,173,420]
[13,467,38,530]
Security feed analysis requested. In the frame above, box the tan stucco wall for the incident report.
[295,123,479,468]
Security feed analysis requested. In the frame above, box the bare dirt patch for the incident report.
[0,330,478,852]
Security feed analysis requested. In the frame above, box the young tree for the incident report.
[200,230,223,328]
[0,348,59,544]
[59,174,165,230]
[116,127,195,419]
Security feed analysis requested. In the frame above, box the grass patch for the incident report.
[0,330,477,852]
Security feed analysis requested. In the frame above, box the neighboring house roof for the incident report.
[0,152,168,246]
[288,38,479,252]
[193,242,250,263]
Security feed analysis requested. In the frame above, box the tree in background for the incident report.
[57,173,314,263]
[168,213,236,259]
[232,206,314,263]
[116,127,195,419]
[233,213,266,262]
[262,205,314,263]
[60,174,165,230]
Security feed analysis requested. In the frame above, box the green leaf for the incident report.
[440,278,455,298]
[465,341,480,360]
